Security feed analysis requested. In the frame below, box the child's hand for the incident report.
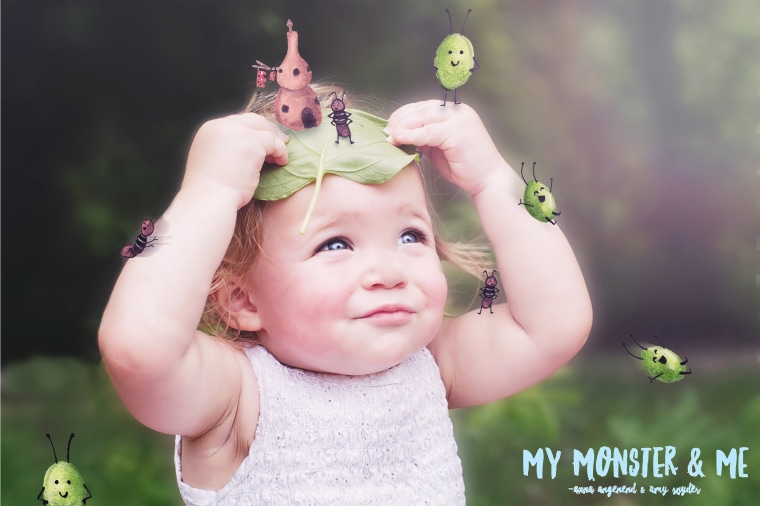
[385,100,504,196]
[183,113,289,209]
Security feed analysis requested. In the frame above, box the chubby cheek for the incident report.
[423,263,449,318]
[256,266,348,340]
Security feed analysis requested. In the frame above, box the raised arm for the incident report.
[386,101,592,408]
[98,114,288,436]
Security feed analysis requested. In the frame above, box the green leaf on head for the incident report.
[254,109,419,232]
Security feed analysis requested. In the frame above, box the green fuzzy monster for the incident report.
[433,9,478,105]
[518,162,561,225]
[623,334,692,383]
[38,434,92,505]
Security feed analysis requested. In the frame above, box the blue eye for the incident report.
[318,238,350,252]
[399,230,427,245]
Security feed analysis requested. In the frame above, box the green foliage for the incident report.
[3,355,757,505]
[1,358,180,506]
[452,357,760,506]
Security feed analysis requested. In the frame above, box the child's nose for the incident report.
[361,252,408,290]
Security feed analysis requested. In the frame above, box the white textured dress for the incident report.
[174,345,465,505]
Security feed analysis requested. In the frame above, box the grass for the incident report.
[2,351,758,505]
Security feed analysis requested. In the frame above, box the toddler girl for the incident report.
[99,89,592,504]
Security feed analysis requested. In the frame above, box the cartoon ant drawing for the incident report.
[433,9,479,106]
[38,433,92,505]
[478,270,499,314]
[121,219,157,258]
[327,91,354,144]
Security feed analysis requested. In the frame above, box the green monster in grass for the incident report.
[623,334,692,383]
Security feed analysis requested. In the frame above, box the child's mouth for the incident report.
[359,305,414,326]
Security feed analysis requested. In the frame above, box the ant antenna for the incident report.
[67,433,75,462]
[46,434,58,463]
[461,9,472,35]
[446,9,453,34]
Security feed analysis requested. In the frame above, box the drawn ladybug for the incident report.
[328,91,354,144]
[120,219,157,258]
[478,270,499,314]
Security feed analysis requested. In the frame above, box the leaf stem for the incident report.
[300,133,332,234]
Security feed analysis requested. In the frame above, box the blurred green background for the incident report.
[2,0,758,504]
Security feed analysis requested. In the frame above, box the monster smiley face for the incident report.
[38,434,92,506]
[434,9,479,105]
[518,162,561,225]
[623,334,692,383]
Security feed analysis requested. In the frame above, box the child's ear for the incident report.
[215,279,262,333]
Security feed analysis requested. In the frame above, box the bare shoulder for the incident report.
[178,342,260,490]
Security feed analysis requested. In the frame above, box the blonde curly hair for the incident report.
[199,85,492,344]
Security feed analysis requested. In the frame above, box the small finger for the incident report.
[239,112,289,142]
[266,137,289,166]
[386,100,448,131]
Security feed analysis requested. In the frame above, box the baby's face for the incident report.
[246,166,447,375]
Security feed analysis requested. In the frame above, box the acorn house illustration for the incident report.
[273,19,322,130]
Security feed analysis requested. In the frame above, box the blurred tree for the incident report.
[2,0,758,363]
